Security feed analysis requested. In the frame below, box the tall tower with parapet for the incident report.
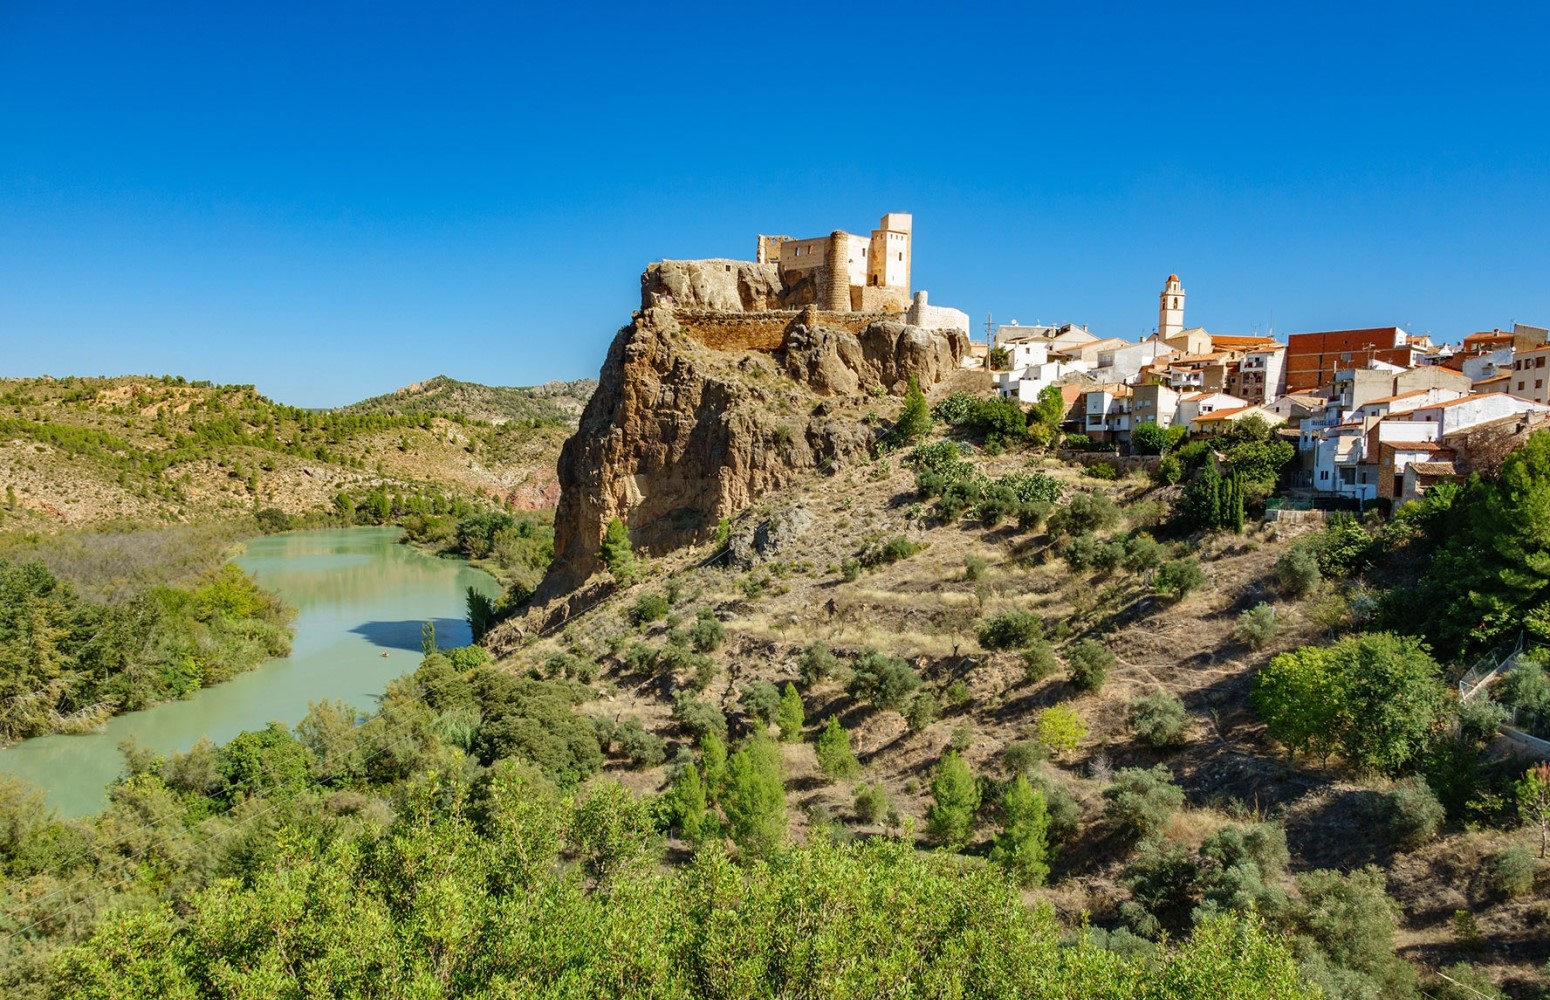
[1159,274,1185,341]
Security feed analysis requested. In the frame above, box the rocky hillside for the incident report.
[0,375,577,527]
[540,271,971,595]
[339,374,597,425]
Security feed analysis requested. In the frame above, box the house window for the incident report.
[1319,470,1330,481]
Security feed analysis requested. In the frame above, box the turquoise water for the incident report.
[0,527,499,817]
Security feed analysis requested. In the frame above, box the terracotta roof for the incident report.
[1415,395,1542,411]
[1211,335,1279,350]
[1473,374,1510,385]
[1194,405,1260,422]
[1379,441,1455,454]
[1410,462,1459,477]
[1172,352,1228,363]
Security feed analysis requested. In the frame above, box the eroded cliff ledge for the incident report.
[525,261,971,610]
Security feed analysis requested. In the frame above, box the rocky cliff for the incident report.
[527,273,970,606]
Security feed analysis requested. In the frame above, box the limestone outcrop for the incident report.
[642,260,786,311]
[529,305,968,602]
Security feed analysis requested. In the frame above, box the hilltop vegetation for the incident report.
[0,374,577,527]
[338,373,597,426]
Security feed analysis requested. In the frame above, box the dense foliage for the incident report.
[0,556,292,742]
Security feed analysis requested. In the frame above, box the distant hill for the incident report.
[0,374,579,527]
[338,375,597,425]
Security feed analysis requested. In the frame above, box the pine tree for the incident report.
[895,377,932,443]
[926,751,981,849]
[991,775,1051,886]
[724,735,786,856]
[814,716,861,780]
[699,732,728,805]
[671,763,707,843]
[776,683,804,742]
[600,517,636,583]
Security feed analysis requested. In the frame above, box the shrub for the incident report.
[1289,866,1415,1000]
[1129,693,1189,748]
[847,648,922,711]
[672,696,727,742]
[840,557,862,582]
[1063,432,1093,450]
[815,716,861,780]
[1022,640,1060,682]
[630,592,670,626]
[975,484,1019,526]
[1121,534,1166,573]
[926,751,981,849]
[978,610,1043,650]
[1153,558,1206,600]
[963,555,987,581]
[1386,776,1445,849]
[798,643,841,685]
[739,681,781,727]
[943,680,971,707]
[1067,640,1114,693]
[1430,964,1506,1000]
[1234,603,1279,650]
[600,517,636,583]
[1272,546,1321,598]
[1048,491,1120,536]
[1036,705,1087,754]
[1002,740,1049,775]
[1484,843,1535,897]
[853,782,890,825]
[860,535,921,568]
[894,377,932,443]
[1084,462,1118,480]
[688,610,725,652]
[904,690,941,732]
[1103,765,1185,840]
[615,718,666,769]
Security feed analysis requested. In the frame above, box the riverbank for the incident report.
[0,526,498,816]
[0,522,297,745]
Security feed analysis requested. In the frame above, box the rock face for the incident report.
[642,260,786,311]
[533,282,970,599]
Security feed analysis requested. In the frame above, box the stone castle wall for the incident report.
[671,308,899,353]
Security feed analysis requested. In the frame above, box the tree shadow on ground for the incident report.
[350,617,471,652]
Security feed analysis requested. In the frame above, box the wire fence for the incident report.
[1457,632,1525,703]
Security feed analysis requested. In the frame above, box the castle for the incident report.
[755,212,914,313]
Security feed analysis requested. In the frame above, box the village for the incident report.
[978,276,1550,508]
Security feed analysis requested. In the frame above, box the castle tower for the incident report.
[822,230,851,311]
[1159,274,1185,341]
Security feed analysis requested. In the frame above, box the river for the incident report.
[0,527,500,817]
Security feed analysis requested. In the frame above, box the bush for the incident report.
[963,555,987,581]
[1002,740,1049,775]
[853,782,891,825]
[1048,491,1120,536]
[926,751,981,849]
[672,696,727,742]
[1084,462,1118,480]
[1121,535,1166,573]
[1129,693,1189,748]
[1153,558,1206,600]
[1273,546,1321,598]
[840,557,862,582]
[904,690,941,732]
[1103,765,1185,840]
[688,610,725,652]
[1036,705,1087,754]
[799,643,841,685]
[860,535,921,568]
[630,592,670,626]
[1234,603,1280,650]
[847,648,923,711]
[738,681,781,727]
[615,718,666,769]
[1067,640,1114,693]
[815,716,861,780]
[1430,963,1506,1000]
[1386,776,1445,849]
[1484,843,1535,897]
[978,610,1043,650]
[894,377,932,443]
[1022,640,1060,682]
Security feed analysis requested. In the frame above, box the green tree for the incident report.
[991,774,1050,886]
[420,620,437,656]
[1103,765,1185,841]
[1518,762,1550,858]
[814,716,861,780]
[670,762,707,842]
[1254,632,1444,775]
[926,751,980,849]
[775,683,804,742]
[1067,639,1114,693]
[1036,705,1087,754]
[600,517,636,583]
[895,376,932,443]
[1131,421,1172,456]
[700,731,729,804]
[723,735,786,856]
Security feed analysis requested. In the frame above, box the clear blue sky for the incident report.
[3,1,1548,407]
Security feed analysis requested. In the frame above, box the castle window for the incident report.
[898,252,903,261]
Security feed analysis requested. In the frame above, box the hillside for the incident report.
[338,374,597,425]
[482,359,1550,998]
[0,375,583,527]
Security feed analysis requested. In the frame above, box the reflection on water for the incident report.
[0,527,499,817]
